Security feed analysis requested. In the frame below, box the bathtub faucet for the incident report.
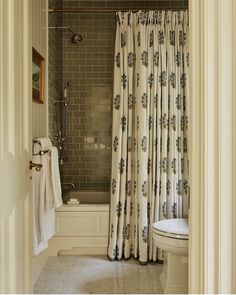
[62,182,76,189]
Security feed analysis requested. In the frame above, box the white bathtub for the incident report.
[48,191,110,256]
[63,190,110,204]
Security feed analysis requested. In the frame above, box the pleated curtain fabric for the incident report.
[108,10,189,263]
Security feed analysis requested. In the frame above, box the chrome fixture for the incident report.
[48,26,83,43]
[29,161,43,172]
[54,100,67,106]
[62,183,76,189]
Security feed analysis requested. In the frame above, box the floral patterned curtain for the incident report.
[108,10,189,263]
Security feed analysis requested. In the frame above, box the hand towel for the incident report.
[37,137,54,210]
[32,138,56,255]
[48,146,63,208]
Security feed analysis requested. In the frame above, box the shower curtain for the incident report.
[108,10,189,263]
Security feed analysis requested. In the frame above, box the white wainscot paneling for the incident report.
[48,205,109,256]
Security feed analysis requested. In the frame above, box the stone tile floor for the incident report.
[34,255,163,294]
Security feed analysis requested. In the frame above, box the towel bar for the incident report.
[33,150,51,156]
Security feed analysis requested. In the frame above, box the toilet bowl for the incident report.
[153,218,189,294]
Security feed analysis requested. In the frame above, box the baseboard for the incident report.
[47,236,108,256]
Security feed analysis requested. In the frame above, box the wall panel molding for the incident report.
[32,0,48,138]
[189,0,235,293]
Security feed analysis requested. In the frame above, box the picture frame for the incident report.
[32,47,45,103]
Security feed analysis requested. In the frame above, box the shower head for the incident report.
[69,28,83,43]
[48,26,83,43]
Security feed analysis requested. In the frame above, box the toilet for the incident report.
[152,218,189,294]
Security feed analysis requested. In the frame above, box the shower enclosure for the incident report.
[48,0,188,201]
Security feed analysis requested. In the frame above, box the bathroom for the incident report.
[35,0,190,292]
[0,0,236,294]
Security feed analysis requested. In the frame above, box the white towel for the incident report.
[36,137,52,149]
[32,138,56,255]
[48,146,63,208]
[36,138,54,211]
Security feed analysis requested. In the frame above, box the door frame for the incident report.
[189,0,236,293]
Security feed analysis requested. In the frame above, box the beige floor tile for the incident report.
[34,255,163,294]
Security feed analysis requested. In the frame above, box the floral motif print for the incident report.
[141,136,148,152]
[176,136,182,152]
[176,180,182,195]
[161,157,168,173]
[142,181,148,197]
[128,52,135,67]
[172,203,177,218]
[121,32,126,47]
[110,223,114,238]
[116,201,122,217]
[126,180,132,196]
[139,11,147,25]
[154,51,159,67]
[115,52,120,67]
[171,115,176,131]
[128,94,135,109]
[121,116,126,132]
[181,73,187,88]
[166,180,171,195]
[148,73,154,87]
[141,93,148,108]
[148,116,153,130]
[121,74,127,89]
[162,202,167,218]
[125,224,130,240]
[113,137,119,152]
[113,245,119,258]
[127,136,133,152]
[183,138,188,153]
[137,73,140,87]
[149,30,154,47]
[108,10,189,263]
[170,72,176,88]
[147,158,151,174]
[154,94,158,106]
[175,51,181,67]
[171,158,177,174]
[160,113,169,129]
[175,94,181,110]
[136,116,139,130]
[141,51,148,67]
[179,30,187,46]
[181,115,188,131]
[159,31,164,44]
[137,31,141,47]
[142,226,148,243]
[187,52,190,67]
[114,95,120,110]
[119,158,125,173]
[159,71,167,87]
[112,179,116,194]
[183,180,189,194]
[170,30,175,46]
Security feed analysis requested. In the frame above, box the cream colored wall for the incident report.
[189,0,236,293]
[32,0,50,285]
[32,0,48,138]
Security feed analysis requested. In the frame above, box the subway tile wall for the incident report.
[48,0,63,137]
[49,0,188,192]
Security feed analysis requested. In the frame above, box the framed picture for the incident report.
[32,47,45,103]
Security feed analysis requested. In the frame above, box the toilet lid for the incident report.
[153,218,189,238]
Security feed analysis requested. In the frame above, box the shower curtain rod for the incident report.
[48,8,188,14]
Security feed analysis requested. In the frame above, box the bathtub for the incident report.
[63,190,110,204]
[48,191,110,256]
